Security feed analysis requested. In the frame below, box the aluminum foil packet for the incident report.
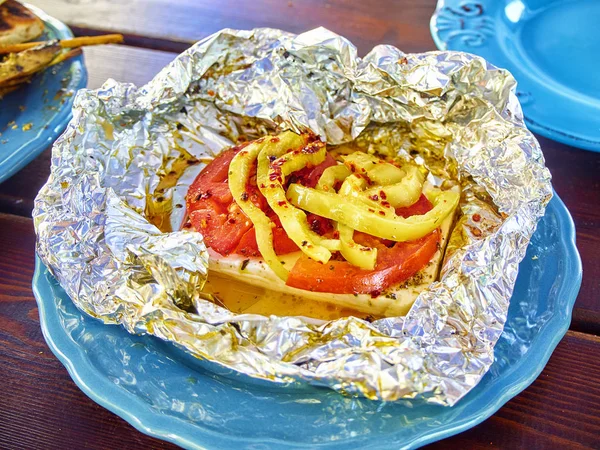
[33,27,552,405]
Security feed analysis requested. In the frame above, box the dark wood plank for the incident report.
[29,0,437,55]
[0,213,599,449]
[67,25,193,54]
[84,45,176,88]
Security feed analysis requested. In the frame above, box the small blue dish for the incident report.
[33,193,581,449]
[431,0,600,152]
[0,4,87,184]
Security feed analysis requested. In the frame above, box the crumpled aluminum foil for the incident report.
[33,27,552,405]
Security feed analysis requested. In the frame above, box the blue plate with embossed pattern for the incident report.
[32,193,581,449]
[431,0,600,152]
[0,4,87,184]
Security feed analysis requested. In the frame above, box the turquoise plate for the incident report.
[431,0,600,152]
[0,4,87,184]
[33,193,581,449]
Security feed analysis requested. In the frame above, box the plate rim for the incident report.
[32,193,582,449]
[0,4,88,184]
[429,0,600,153]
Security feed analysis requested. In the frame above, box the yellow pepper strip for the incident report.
[363,164,425,208]
[257,135,340,263]
[341,152,406,185]
[315,167,378,269]
[228,137,291,281]
[337,175,378,269]
[338,174,394,217]
[287,183,460,242]
[337,223,377,270]
[316,164,351,192]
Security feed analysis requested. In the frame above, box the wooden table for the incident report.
[1,1,599,448]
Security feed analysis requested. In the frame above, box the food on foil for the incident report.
[184,130,459,317]
[0,0,123,98]
[33,27,553,404]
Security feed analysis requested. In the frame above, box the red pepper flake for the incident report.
[241,192,249,201]
[381,201,390,208]
[269,167,283,182]
[277,200,287,206]
[379,190,387,200]
[473,213,481,222]
[369,194,379,201]
[207,89,215,96]
[228,218,236,224]
[332,231,340,239]
[271,137,280,143]
[378,211,386,216]
[368,208,375,213]
[370,290,382,298]
[309,218,323,234]
[302,141,324,154]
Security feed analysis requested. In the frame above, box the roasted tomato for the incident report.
[188,145,440,295]
[186,144,332,257]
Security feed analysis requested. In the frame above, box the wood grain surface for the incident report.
[28,0,437,55]
[0,0,598,448]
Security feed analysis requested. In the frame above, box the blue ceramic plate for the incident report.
[0,4,87,184]
[33,193,581,449]
[431,0,600,152]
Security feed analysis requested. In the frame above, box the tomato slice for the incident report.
[286,195,439,295]
[234,214,299,256]
[395,193,433,217]
[286,229,439,295]
[187,144,330,257]
[188,199,252,256]
[187,147,250,255]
